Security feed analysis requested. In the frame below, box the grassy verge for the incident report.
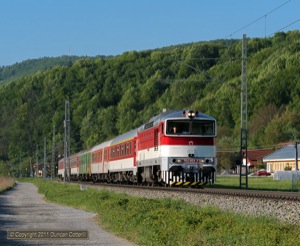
[213,175,300,191]
[0,176,15,193]
[20,178,300,246]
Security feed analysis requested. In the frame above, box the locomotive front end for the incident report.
[162,110,217,186]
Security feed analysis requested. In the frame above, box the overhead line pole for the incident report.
[43,137,46,179]
[51,125,56,178]
[64,100,71,183]
[29,157,33,178]
[239,34,248,189]
[295,142,299,171]
[35,145,39,177]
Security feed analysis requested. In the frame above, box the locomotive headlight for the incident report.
[200,158,213,164]
[187,110,196,119]
[204,158,214,164]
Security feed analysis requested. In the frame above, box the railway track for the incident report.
[65,181,300,223]
[79,182,300,201]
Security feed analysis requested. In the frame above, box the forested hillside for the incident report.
[0,30,299,176]
[0,55,107,85]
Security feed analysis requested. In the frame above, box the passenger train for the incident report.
[58,109,217,187]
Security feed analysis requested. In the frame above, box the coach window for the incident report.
[111,148,114,159]
[122,144,125,156]
[129,142,132,155]
[104,149,107,161]
[73,159,77,168]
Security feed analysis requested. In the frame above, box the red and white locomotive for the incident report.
[58,109,217,186]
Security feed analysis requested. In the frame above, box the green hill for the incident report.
[0,55,108,86]
[0,30,299,176]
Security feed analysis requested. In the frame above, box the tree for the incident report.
[97,106,118,141]
[117,86,142,133]
[249,104,278,147]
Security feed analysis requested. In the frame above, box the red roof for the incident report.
[243,149,274,166]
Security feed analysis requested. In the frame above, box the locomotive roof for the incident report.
[110,128,138,145]
[159,110,215,121]
[138,110,216,132]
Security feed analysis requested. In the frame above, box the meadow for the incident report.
[11,177,300,246]
[214,175,300,192]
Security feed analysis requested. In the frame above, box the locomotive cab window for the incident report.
[191,121,214,135]
[166,120,214,136]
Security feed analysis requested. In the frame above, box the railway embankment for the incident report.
[91,184,300,224]
[0,182,135,245]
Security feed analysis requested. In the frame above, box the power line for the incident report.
[225,0,292,38]
[174,57,236,86]
[268,18,300,36]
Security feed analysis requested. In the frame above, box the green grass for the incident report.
[18,178,300,246]
[213,175,300,191]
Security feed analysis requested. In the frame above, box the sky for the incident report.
[0,0,299,67]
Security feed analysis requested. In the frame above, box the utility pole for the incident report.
[296,142,298,170]
[64,100,71,182]
[30,157,33,177]
[36,145,39,177]
[51,125,56,178]
[43,137,47,179]
[239,34,248,189]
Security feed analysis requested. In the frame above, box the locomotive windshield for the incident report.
[166,120,215,136]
